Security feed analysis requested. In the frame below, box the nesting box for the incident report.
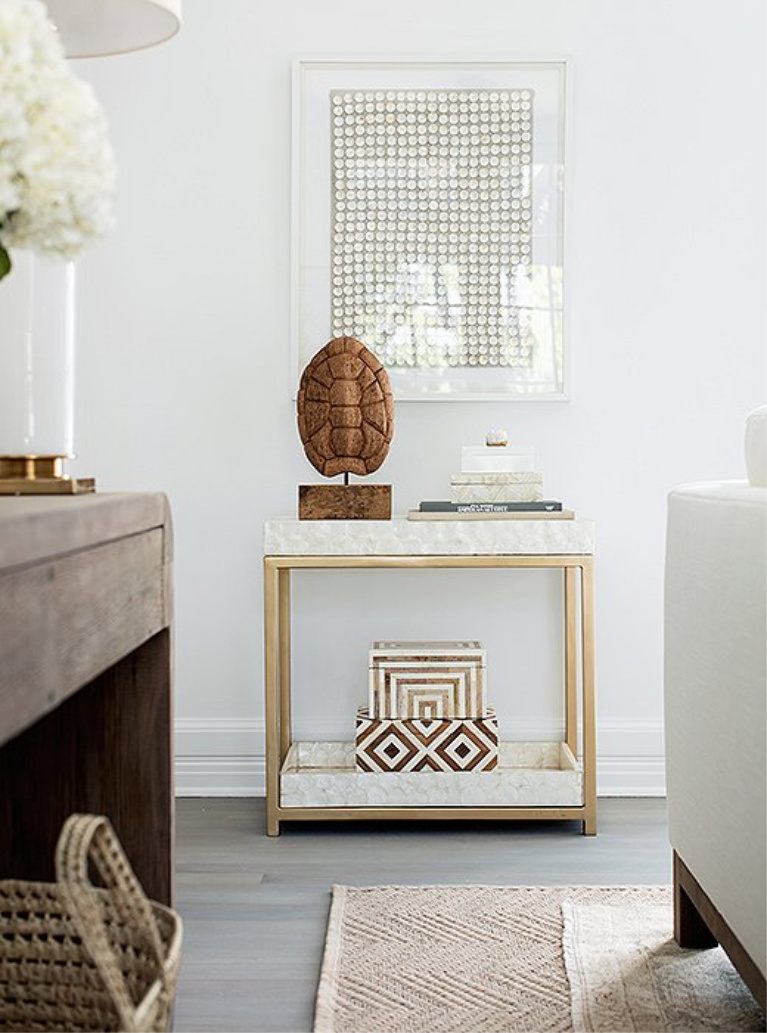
[450,472,543,504]
[355,707,499,772]
[368,640,486,719]
[461,445,535,473]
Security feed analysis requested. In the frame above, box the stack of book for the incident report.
[409,443,574,520]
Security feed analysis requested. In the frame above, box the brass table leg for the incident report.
[581,558,597,835]
[564,566,578,757]
[264,559,281,836]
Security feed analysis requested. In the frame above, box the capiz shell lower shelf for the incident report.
[280,741,582,808]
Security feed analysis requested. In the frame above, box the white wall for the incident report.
[71,0,766,796]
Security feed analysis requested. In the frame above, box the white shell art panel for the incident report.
[330,88,534,372]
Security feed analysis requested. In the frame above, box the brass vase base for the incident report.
[0,456,96,495]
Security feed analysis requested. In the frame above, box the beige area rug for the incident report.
[314,885,765,1033]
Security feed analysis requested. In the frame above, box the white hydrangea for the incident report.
[0,0,116,276]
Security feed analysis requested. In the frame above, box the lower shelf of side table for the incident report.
[280,740,582,809]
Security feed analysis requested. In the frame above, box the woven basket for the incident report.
[0,814,182,1033]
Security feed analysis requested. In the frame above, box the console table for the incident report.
[263,517,596,837]
[0,493,174,905]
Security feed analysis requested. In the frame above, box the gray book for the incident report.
[419,500,563,513]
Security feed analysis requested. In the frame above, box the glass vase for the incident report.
[0,250,77,483]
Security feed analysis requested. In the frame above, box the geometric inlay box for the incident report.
[355,707,498,773]
[369,640,486,719]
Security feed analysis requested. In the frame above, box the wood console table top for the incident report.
[0,493,172,746]
[0,492,171,573]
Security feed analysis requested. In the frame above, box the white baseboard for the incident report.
[596,756,667,797]
[595,720,666,797]
[175,719,264,797]
[175,717,666,797]
[174,756,265,796]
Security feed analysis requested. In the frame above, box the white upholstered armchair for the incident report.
[664,406,766,1010]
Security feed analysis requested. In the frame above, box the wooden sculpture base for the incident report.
[299,484,392,520]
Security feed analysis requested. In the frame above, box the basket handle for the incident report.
[55,814,169,1033]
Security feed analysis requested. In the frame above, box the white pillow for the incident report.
[745,406,767,487]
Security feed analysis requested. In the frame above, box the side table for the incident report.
[263,517,596,837]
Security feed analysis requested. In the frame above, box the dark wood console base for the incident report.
[0,494,174,907]
[0,630,172,904]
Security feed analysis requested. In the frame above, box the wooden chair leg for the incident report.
[674,853,717,948]
[675,882,719,948]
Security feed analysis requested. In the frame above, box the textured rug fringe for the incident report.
[313,885,347,1033]
[562,899,589,1033]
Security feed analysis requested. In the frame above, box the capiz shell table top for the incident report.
[263,516,594,556]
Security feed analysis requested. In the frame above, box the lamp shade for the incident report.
[45,0,181,57]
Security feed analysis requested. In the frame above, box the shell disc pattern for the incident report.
[297,337,394,478]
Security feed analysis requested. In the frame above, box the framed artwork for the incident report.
[291,59,569,401]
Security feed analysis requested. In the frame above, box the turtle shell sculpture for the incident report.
[297,337,394,478]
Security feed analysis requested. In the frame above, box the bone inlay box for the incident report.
[369,640,486,718]
[355,707,498,773]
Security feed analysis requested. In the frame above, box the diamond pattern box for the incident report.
[355,707,499,772]
[369,641,486,719]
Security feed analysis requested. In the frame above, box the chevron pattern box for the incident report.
[369,641,486,719]
[355,707,498,772]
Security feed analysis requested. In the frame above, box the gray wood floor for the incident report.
[173,797,670,1032]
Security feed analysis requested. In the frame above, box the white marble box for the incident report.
[355,707,498,772]
[461,446,535,473]
[280,741,583,808]
[369,640,486,719]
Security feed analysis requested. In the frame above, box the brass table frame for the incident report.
[264,553,596,837]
